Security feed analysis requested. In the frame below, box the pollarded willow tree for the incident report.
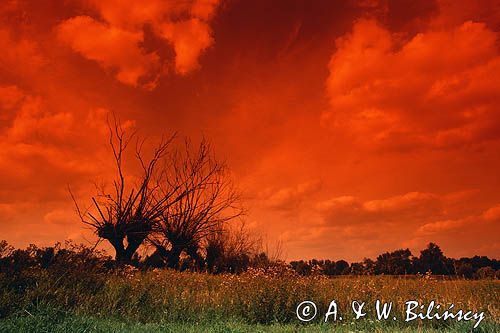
[72,118,176,264]
[149,139,244,269]
[73,118,243,267]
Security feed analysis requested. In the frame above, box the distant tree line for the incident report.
[0,240,498,279]
[290,243,500,279]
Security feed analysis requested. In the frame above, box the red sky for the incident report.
[1,0,499,261]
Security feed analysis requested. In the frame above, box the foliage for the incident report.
[290,243,499,278]
[0,240,498,331]
[0,259,498,329]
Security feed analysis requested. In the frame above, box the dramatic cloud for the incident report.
[417,218,470,235]
[317,192,443,227]
[325,16,500,151]
[56,0,220,87]
[482,204,500,221]
[43,208,76,226]
[259,180,322,212]
[57,16,161,88]
[0,0,498,260]
[158,18,214,74]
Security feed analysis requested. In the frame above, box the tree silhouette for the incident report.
[72,118,174,264]
[149,139,243,268]
[415,242,450,274]
[375,248,413,275]
[335,260,349,275]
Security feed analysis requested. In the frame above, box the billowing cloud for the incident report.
[363,192,441,215]
[0,85,116,203]
[86,0,219,29]
[57,16,161,88]
[259,180,322,212]
[158,18,214,74]
[5,96,73,144]
[43,208,76,226]
[417,218,470,235]
[324,14,500,151]
[317,191,443,226]
[482,204,500,221]
[56,0,220,87]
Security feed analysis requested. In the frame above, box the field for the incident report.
[0,266,498,332]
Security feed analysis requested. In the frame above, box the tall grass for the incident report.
[1,266,498,331]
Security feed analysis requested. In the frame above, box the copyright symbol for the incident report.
[296,301,317,322]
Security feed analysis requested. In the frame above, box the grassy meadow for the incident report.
[1,265,498,332]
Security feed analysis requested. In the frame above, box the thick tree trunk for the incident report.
[108,237,128,264]
[122,235,146,264]
[107,235,143,265]
[152,241,201,269]
[166,245,183,268]
[185,244,204,271]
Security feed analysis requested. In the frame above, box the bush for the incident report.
[475,266,496,279]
